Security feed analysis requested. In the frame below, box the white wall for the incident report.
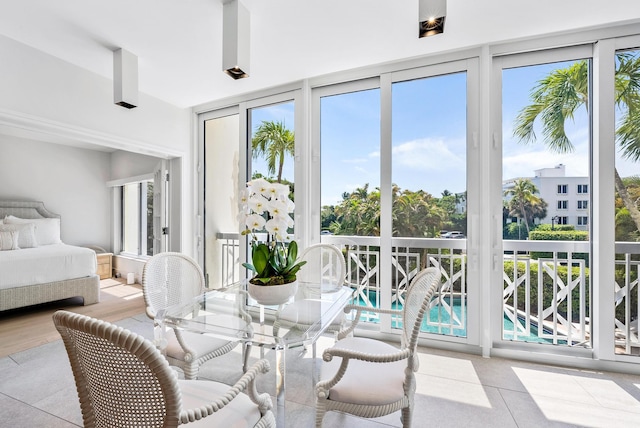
[0,34,190,157]
[110,151,162,181]
[0,135,111,248]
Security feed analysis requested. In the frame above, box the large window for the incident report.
[122,181,153,257]
[203,110,240,288]
[198,29,640,368]
[501,52,592,348]
[391,71,468,337]
[613,48,640,357]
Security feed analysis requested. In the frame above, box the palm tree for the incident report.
[504,178,542,235]
[513,53,640,233]
[251,120,294,183]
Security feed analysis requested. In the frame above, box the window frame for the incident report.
[120,180,154,258]
[107,172,155,260]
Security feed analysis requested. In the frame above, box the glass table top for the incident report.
[155,280,354,349]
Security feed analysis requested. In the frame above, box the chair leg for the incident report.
[315,404,326,428]
[401,406,412,428]
[183,361,198,380]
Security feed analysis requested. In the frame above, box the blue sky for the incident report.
[250,57,639,207]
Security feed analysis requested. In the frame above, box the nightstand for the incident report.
[96,252,113,280]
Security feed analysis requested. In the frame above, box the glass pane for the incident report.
[122,183,140,254]
[249,102,295,186]
[392,73,467,337]
[204,113,240,288]
[502,59,591,348]
[319,88,381,317]
[613,48,640,356]
[245,102,296,285]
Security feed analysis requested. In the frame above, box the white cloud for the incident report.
[392,137,465,171]
[342,157,369,164]
[503,148,589,180]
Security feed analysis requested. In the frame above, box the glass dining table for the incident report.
[154,280,354,427]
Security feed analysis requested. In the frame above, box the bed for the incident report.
[0,200,100,311]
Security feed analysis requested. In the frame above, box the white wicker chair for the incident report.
[273,244,347,356]
[315,267,442,428]
[53,310,275,428]
[142,252,238,379]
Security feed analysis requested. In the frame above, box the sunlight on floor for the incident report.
[514,367,640,426]
[100,281,143,300]
[416,354,492,408]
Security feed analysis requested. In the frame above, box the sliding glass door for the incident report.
[314,60,479,342]
[496,47,594,350]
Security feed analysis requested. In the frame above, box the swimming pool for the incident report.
[356,295,555,344]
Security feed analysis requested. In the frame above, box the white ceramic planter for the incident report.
[248,280,298,306]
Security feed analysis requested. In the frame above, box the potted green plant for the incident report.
[240,178,306,304]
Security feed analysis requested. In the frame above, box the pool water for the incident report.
[356,295,554,344]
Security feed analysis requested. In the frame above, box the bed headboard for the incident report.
[0,201,60,220]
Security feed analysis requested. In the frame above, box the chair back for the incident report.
[142,252,205,318]
[401,267,441,352]
[53,310,183,428]
[297,243,346,292]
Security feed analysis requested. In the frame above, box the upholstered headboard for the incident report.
[0,201,60,220]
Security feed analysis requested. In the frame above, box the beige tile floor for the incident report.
[2,313,640,427]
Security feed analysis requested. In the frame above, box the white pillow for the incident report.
[0,230,19,251]
[4,215,61,245]
[0,223,38,248]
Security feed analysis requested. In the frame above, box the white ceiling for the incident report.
[1,0,639,109]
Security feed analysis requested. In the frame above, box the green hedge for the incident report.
[529,230,589,265]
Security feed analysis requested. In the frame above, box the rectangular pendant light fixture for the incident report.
[223,0,250,79]
[419,0,446,38]
[113,48,138,109]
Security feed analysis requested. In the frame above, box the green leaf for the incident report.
[252,243,270,276]
[242,262,257,273]
[287,241,298,266]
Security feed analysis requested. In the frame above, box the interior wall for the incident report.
[0,34,190,156]
[0,135,111,249]
[110,150,162,180]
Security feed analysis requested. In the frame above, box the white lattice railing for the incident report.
[213,233,640,353]
[614,242,640,355]
[502,240,590,347]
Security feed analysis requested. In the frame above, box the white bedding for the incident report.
[0,244,97,290]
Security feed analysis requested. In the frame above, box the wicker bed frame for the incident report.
[0,200,100,311]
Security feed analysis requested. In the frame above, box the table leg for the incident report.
[275,345,286,427]
[242,341,252,373]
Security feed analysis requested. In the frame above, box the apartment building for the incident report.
[503,164,589,231]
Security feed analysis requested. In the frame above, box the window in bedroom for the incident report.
[121,180,154,257]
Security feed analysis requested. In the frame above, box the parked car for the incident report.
[443,231,466,239]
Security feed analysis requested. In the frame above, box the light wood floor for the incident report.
[0,278,146,357]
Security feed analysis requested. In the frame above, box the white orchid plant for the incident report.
[239,178,306,286]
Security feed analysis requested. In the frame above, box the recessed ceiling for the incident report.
[0,1,638,108]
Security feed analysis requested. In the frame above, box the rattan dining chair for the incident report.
[142,252,238,379]
[315,266,442,428]
[53,310,275,428]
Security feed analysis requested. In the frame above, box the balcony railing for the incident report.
[214,233,640,355]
